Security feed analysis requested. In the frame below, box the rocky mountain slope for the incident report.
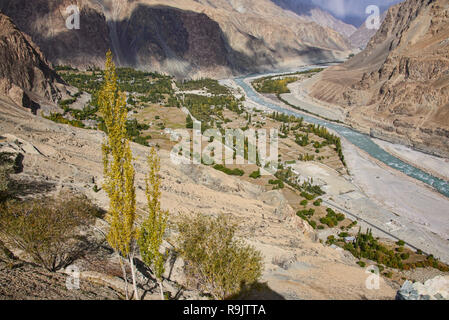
[0,0,353,78]
[0,13,64,113]
[272,0,357,38]
[349,12,387,49]
[309,0,449,157]
[0,98,397,300]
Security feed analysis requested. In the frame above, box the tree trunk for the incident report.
[159,280,164,300]
[129,254,140,300]
[119,256,129,300]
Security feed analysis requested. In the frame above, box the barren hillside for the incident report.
[272,0,357,38]
[0,13,65,112]
[0,98,397,300]
[349,12,387,49]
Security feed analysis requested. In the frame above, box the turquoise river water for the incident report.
[234,71,449,199]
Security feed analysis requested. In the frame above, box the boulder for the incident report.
[397,276,449,300]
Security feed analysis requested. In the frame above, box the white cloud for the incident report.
[310,0,401,18]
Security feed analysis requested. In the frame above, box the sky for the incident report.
[310,0,403,26]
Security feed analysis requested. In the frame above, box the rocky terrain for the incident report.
[309,0,449,158]
[0,96,397,300]
[0,13,65,113]
[272,0,357,39]
[0,19,397,297]
[397,275,449,300]
[349,12,387,49]
[1,0,444,301]
[0,0,353,78]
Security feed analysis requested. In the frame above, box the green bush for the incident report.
[268,179,284,189]
[44,113,85,128]
[300,200,308,207]
[319,208,345,228]
[296,209,315,220]
[396,240,405,246]
[176,213,263,300]
[213,164,244,177]
[132,135,151,147]
[177,78,230,95]
[326,235,336,245]
[300,192,315,201]
[0,193,101,271]
[400,253,410,260]
[249,169,261,179]
[308,220,317,229]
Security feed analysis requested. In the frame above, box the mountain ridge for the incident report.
[0,0,353,78]
[272,0,357,38]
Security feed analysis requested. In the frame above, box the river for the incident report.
[234,69,449,199]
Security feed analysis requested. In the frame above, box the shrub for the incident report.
[249,169,261,179]
[400,253,410,260]
[300,200,308,207]
[313,199,322,206]
[268,179,284,189]
[357,261,366,268]
[133,135,150,147]
[176,213,263,300]
[297,209,315,219]
[0,152,16,201]
[320,217,336,228]
[0,193,101,271]
[213,164,244,177]
[396,240,405,246]
[44,113,85,128]
[300,191,315,201]
[326,235,336,245]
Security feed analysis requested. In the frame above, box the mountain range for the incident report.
[0,0,364,78]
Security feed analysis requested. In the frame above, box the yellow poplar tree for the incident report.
[99,50,139,300]
[138,147,168,300]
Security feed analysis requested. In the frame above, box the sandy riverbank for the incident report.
[281,80,346,122]
[341,137,449,258]
[373,138,449,181]
[231,74,449,263]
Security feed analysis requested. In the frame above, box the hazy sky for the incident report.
[310,0,403,25]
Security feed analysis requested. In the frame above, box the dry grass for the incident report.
[0,192,103,272]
